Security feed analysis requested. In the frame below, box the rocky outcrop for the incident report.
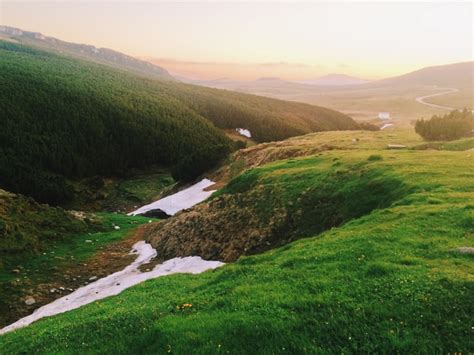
[139,209,172,219]
[456,247,474,255]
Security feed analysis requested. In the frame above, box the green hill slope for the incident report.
[1,131,472,353]
[0,26,359,143]
[0,41,230,205]
[0,189,98,260]
[0,40,359,205]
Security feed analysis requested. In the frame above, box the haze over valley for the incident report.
[174,61,473,123]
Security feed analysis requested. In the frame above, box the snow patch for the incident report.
[0,241,224,334]
[380,123,394,130]
[128,178,216,216]
[236,128,251,138]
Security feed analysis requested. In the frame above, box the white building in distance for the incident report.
[378,112,391,120]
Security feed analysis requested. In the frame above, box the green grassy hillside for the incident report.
[145,152,411,262]
[0,40,359,205]
[0,189,99,260]
[1,131,472,353]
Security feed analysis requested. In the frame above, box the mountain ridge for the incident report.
[373,61,474,87]
[0,25,174,80]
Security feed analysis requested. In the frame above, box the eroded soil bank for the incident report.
[145,157,410,262]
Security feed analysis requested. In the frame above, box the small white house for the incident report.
[378,112,391,120]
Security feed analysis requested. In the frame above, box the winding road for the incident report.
[415,87,459,110]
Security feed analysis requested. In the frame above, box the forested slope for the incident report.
[0,41,230,204]
[0,40,359,205]
[0,26,360,142]
[161,81,360,142]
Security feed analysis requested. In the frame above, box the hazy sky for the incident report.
[1,1,472,80]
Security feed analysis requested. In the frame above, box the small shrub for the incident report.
[367,154,383,162]
[427,197,443,205]
[233,140,247,150]
[399,257,421,266]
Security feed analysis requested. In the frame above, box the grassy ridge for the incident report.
[1,145,472,353]
[145,128,470,263]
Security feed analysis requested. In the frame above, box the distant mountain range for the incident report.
[171,62,474,90]
[0,26,174,80]
[176,61,473,122]
[375,61,474,87]
[178,74,368,88]
[7,25,467,89]
[297,74,369,86]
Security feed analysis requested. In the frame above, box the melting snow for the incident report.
[380,123,394,130]
[128,178,216,216]
[0,178,224,334]
[236,128,251,138]
[0,241,224,334]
